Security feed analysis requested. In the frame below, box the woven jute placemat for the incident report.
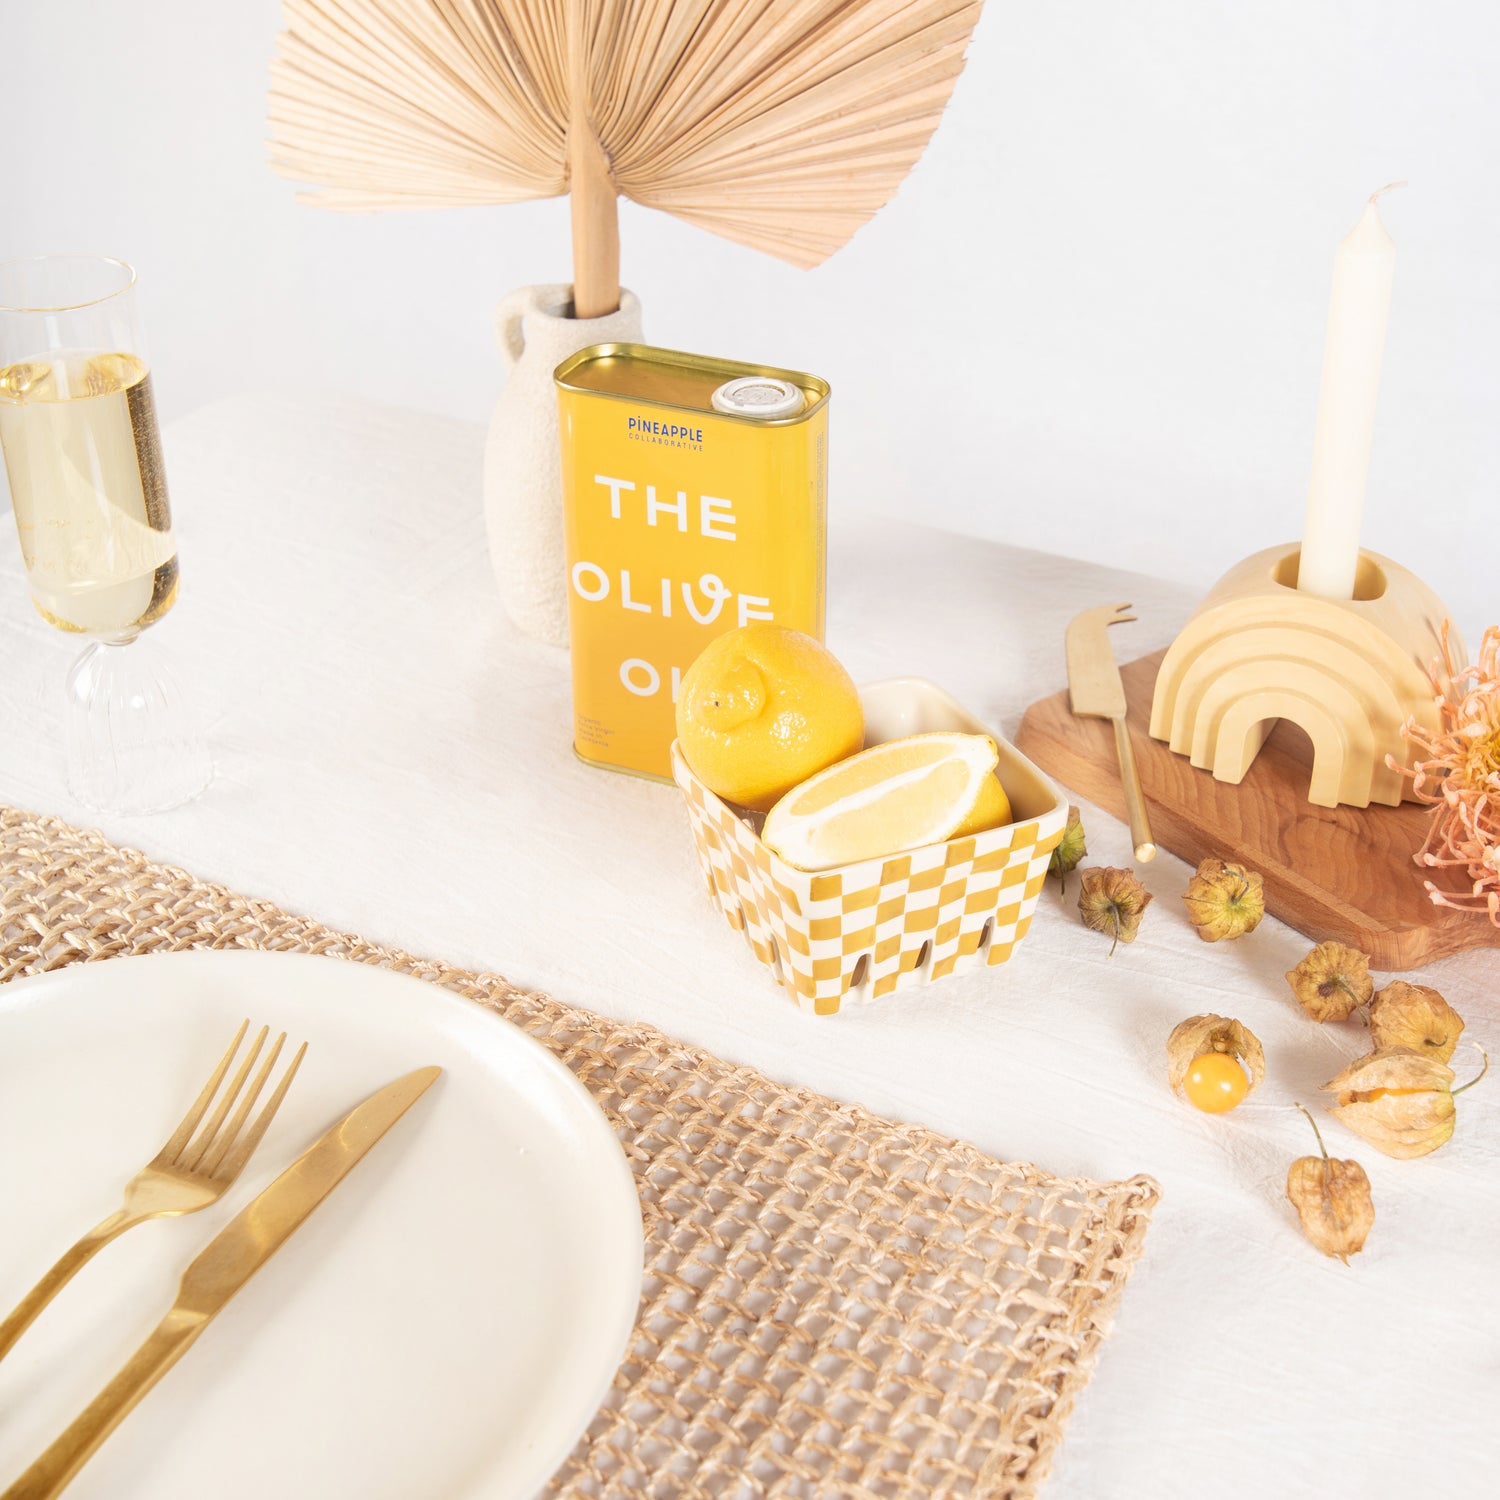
[0,806,1158,1499]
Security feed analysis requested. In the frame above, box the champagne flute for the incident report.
[0,254,211,813]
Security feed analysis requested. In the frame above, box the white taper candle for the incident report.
[1298,189,1398,599]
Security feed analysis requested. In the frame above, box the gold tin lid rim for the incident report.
[554,341,831,426]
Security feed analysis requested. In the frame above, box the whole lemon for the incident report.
[676,625,863,811]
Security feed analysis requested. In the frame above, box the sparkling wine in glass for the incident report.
[0,255,210,813]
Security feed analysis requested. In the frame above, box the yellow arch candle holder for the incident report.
[1148,543,1459,809]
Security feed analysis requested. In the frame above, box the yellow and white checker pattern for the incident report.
[672,745,1067,1016]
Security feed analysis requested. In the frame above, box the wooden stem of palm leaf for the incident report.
[568,115,620,317]
[566,0,619,317]
[267,0,986,321]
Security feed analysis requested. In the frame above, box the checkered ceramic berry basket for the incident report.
[672,678,1068,1015]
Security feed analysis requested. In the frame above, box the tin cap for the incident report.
[710,376,804,419]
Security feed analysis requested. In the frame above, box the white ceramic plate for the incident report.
[0,950,642,1499]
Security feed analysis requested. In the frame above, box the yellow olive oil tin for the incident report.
[556,343,830,780]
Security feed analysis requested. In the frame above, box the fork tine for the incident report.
[179,1025,268,1172]
[197,1031,285,1177]
[157,1020,249,1161]
[212,1041,308,1184]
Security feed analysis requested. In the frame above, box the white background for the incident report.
[1,1,1492,632]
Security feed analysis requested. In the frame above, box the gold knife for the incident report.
[1065,603,1156,862]
[2,1065,442,1500]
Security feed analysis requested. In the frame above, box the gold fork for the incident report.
[0,1021,306,1363]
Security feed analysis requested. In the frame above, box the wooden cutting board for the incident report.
[1015,650,1500,970]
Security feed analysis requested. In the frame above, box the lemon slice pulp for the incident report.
[762,732,1002,871]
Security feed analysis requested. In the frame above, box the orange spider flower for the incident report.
[1389,623,1500,925]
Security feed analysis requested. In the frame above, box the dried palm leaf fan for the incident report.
[268,0,985,317]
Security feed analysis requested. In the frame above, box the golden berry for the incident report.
[1184,1052,1250,1113]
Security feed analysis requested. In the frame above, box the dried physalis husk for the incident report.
[1368,980,1465,1063]
[1286,1104,1374,1263]
[1166,1013,1265,1099]
[1049,806,1087,894]
[1182,857,1265,942]
[1322,1047,1455,1159]
[1077,866,1152,954]
[1285,941,1374,1022]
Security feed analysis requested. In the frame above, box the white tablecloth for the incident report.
[1,396,1493,1498]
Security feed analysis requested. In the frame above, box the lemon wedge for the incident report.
[951,772,1014,837]
[762,732,1001,871]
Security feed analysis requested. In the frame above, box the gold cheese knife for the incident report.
[1065,603,1156,862]
[1,1064,442,1500]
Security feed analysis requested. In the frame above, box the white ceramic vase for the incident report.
[483,284,643,645]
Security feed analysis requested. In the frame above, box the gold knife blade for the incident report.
[1064,603,1156,862]
[2,1065,442,1500]
[1065,603,1135,721]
